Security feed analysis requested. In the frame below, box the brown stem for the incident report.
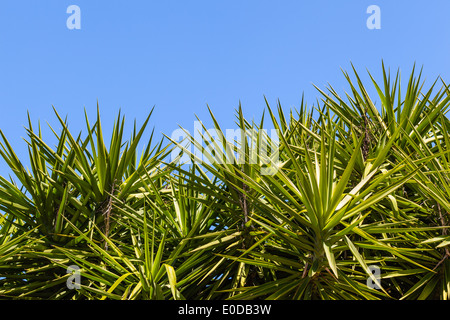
[362,109,371,161]
[433,203,449,270]
[98,182,116,251]
[302,262,309,279]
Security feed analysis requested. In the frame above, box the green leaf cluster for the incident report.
[1,64,449,300]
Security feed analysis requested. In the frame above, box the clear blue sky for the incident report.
[0,1,450,176]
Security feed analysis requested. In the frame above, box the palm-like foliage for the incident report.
[1,64,449,300]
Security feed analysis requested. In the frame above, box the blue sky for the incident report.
[0,1,450,176]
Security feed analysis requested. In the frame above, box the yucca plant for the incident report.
[168,64,450,300]
[0,63,449,300]
[0,106,172,298]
